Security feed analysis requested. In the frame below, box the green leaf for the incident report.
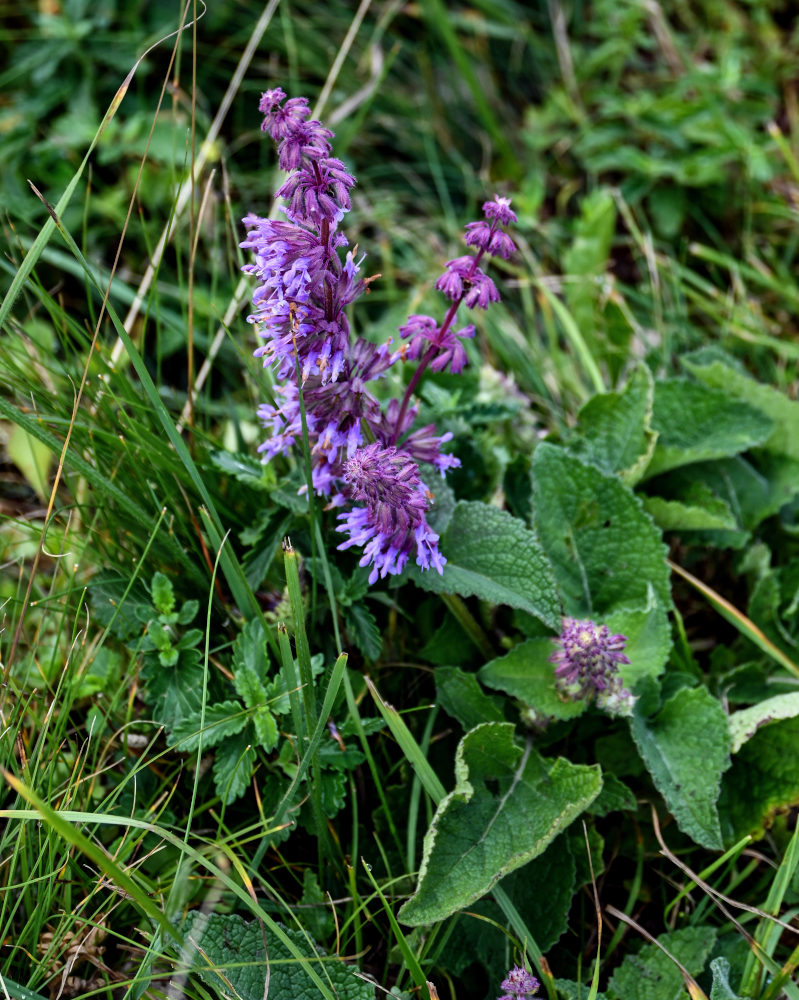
[170,700,249,751]
[479,639,587,721]
[605,589,672,688]
[213,733,257,805]
[556,980,607,1000]
[210,448,268,485]
[444,836,576,979]
[140,654,203,738]
[642,488,739,533]
[233,618,270,709]
[684,347,799,460]
[718,718,799,841]
[181,912,373,1000]
[7,423,53,502]
[398,722,602,925]
[89,572,151,641]
[607,926,717,1000]
[645,378,774,479]
[728,693,799,753]
[533,444,671,615]
[252,706,279,751]
[150,572,175,616]
[709,957,742,1000]
[408,502,560,628]
[570,364,657,485]
[435,666,506,730]
[587,771,637,816]
[343,601,383,662]
[631,686,730,849]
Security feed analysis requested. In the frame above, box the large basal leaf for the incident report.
[213,732,257,805]
[718,717,799,841]
[533,444,670,615]
[408,501,560,629]
[398,722,601,926]
[443,835,576,981]
[631,686,730,849]
[569,364,657,485]
[181,912,373,1000]
[644,377,773,479]
[683,347,799,460]
[607,926,717,1000]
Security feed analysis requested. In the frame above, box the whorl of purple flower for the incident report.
[549,617,635,717]
[336,444,445,584]
[498,965,539,1000]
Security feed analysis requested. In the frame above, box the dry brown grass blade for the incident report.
[604,905,709,1000]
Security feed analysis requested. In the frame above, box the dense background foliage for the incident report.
[3,1,799,998]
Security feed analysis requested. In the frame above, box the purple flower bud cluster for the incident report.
[242,88,515,584]
[549,617,635,717]
[498,965,539,1000]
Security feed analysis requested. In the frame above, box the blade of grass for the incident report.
[668,559,799,677]
[365,676,446,803]
[361,859,430,999]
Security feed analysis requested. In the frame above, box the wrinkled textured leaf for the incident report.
[684,347,799,460]
[632,686,730,849]
[408,501,560,628]
[645,378,773,478]
[533,445,670,615]
[444,836,576,980]
[607,926,716,1000]
[181,912,373,1000]
[398,722,601,925]
[435,666,506,730]
[605,590,672,687]
[170,700,249,751]
[709,957,742,1000]
[728,693,799,753]
[479,639,587,721]
[718,717,799,841]
[570,364,657,485]
[642,490,738,532]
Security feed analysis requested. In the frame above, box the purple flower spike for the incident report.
[498,965,539,1000]
[549,617,635,717]
[243,88,516,587]
[336,444,445,584]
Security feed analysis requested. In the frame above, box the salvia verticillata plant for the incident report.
[549,617,634,717]
[241,88,516,583]
[498,965,540,1000]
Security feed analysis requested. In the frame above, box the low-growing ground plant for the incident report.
[2,2,799,999]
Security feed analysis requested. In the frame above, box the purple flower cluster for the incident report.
[498,965,539,1000]
[549,617,635,717]
[242,88,515,584]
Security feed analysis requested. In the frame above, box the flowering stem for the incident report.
[389,239,490,446]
